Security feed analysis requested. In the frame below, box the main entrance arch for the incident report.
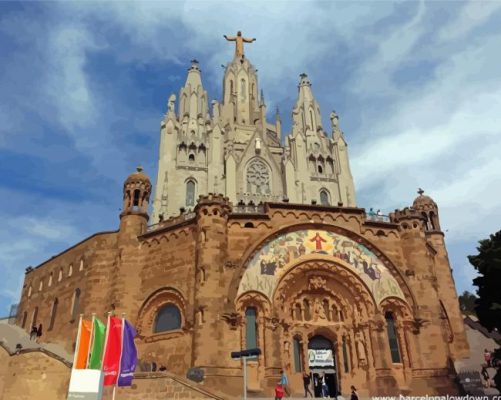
[235,229,414,396]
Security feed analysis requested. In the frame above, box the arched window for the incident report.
[21,311,28,328]
[58,268,63,282]
[27,285,32,298]
[320,190,330,206]
[422,212,431,231]
[79,259,84,271]
[31,307,38,328]
[48,272,53,287]
[318,165,323,174]
[188,153,195,162]
[309,109,315,129]
[71,288,81,321]
[245,307,258,349]
[429,212,436,230]
[133,189,140,207]
[39,280,43,291]
[385,312,401,363]
[240,78,246,101]
[68,264,73,277]
[246,159,271,195]
[154,304,182,333]
[293,336,303,372]
[49,298,58,331]
[186,180,196,207]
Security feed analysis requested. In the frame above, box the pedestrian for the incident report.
[368,208,375,219]
[275,383,285,400]
[484,349,492,367]
[481,364,491,388]
[303,372,313,397]
[321,373,329,398]
[350,385,359,400]
[36,323,43,343]
[280,370,290,397]
[30,325,38,341]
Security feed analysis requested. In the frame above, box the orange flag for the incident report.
[75,319,92,369]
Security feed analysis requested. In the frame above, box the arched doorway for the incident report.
[308,335,338,398]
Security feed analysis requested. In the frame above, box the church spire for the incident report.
[178,59,208,123]
[292,73,323,134]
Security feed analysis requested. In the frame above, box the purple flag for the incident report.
[117,320,138,387]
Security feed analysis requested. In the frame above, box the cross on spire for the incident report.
[417,188,424,196]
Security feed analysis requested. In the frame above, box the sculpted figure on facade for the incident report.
[224,31,256,58]
[355,331,367,367]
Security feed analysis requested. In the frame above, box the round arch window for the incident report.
[154,304,182,333]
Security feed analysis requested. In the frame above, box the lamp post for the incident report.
[231,348,262,400]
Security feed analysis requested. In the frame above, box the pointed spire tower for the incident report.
[285,73,356,207]
[178,59,209,136]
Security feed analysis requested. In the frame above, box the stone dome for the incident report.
[413,189,437,209]
[125,166,151,185]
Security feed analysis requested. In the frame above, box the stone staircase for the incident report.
[0,321,72,363]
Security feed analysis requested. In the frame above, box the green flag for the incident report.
[88,318,106,369]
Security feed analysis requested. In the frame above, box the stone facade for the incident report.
[9,41,470,398]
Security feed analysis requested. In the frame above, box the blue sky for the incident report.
[1,1,501,315]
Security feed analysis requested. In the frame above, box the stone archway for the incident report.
[271,259,378,397]
[308,335,338,398]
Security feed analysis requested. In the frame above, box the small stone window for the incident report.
[385,312,401,363]
[186,180,196,207]
[68,264,73,277]
[39,280,43,291]
[319,189,330,206]
[188,154,195,162]
[49,298,59,331]
[71,288,81,321]
[79,259,84,271]
[245,307,258,350]
[58,268,63,282]
[154,304,182,333]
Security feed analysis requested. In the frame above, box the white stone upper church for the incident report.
[151,43,356,222]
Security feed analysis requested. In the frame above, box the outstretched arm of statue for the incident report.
[224,35,237,41]
[243,37,256,43]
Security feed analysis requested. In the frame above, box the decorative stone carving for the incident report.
[168,94,176,114]
[224,260,238,269]
[221,312,241,330]
[313,298,328,322]
[308,275,326,290]
[246,159,270,194]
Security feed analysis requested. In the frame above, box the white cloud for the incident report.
[437,0,501,42]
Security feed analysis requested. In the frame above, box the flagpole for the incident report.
[72,314,84,369]
[101,312,112,398]
[87,313,96,369]
[101,312,112,371]
[66,314,84,398]
[113,313,126,400]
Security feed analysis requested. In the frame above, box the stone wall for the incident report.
[0,350,70,400]
[16,231,118,354]
[104,372,225,399]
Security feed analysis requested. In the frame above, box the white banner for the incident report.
[308,349,335,367]
[67,369,104,400]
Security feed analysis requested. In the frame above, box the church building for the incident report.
[5,34,470,399]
